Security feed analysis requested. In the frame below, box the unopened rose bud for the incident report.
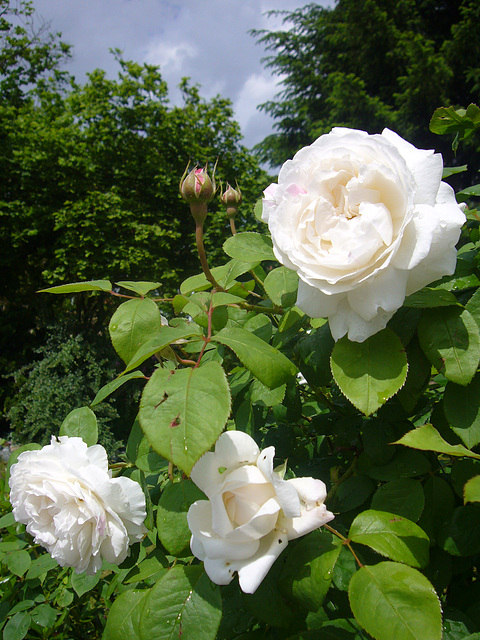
[222,182,242,234]
[180,165,215,224]
[221,183,242,213]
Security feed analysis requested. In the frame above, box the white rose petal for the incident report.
[8,436,146,574]
[262,127,466,342]
[187,431,334,594]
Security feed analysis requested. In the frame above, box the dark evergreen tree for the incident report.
[253,0,480,169]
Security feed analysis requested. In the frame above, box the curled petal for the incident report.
[191,431,260,497]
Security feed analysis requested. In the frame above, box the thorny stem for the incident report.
[109,291,136,299]
[195,220,222,290]
[229,216,237,235]
[109,462,133,470]
[323,523,364,568]
[176,355,197,367]
[240,302,284,314]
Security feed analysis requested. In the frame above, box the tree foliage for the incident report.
[253,0,480,168]
[0,0,268,424]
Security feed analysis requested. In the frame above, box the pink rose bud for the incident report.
[221,183,242,211]
[222,183,242,234]
[180,165,215,204]
[180,164,216,224]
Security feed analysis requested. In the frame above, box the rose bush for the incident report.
[187,430,334,594]
[9,436,146,574]
[262,127,466,342]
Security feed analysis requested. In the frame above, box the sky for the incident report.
[28,0,332,150]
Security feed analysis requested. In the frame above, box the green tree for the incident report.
[253,0,480,168]
[0,1,268,429]
[0,0,71,104]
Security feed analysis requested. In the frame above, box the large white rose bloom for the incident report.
[9,436,146,574]
[187,431,334,594]
[262,128,466,342]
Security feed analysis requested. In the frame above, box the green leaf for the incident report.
[452,458,480,497]
[115,281,161,296]
[263,267,299,307]
[156,480,205,556]
[212,327,297,389]
[2,612,31,640]
[109,298,164,364]
[295,323,335,387]
[444,374,480,448]
[395,423,480,460]
[243,571,294,628]
[30,604,57,628]
[124,549,168,584]
[279,530,342,611]
[349,510,429,568]
[457,184,480,198]
[434,273,480,292]
[370,479,425,522]
[330,329,408,416]
[443,165,468,178]
[249,378,286,407]
[25,554,58,580]
[91,370,146,406]
[349,562,442,640]
[139,565,222,640]
[359,449,431,481]
[134,442,169,475]
[123,324,202,374]
[330,475,374,513]
[438,505,480,556]
[4,550,31,577]
[430,104,480,150]
[418,476,455,544]
[59,406,98,446]
[466,288,480,330]
[418,307,480,385]
[464,475,480,503]
[103,589,149,640]
[0,512,16,528]
[404,288,459,308]
[38,279,112,294]
[70,570,101,596]
[254,198,263,221]
[396,339,432,414]
[180,260,257,294]
[139,362,231,474]
[223,232,276,262]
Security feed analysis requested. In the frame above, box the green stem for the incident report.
[326,455,358,502]
[323,523,364,568]
[195,221,222,290]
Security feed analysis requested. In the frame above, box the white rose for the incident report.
[187,431,334,594]
[8,436,146,574]
[262,127,466,342]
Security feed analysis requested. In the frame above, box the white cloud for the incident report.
[144,39,197,72]
[28,0,331,147]
[234,72,279,129]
